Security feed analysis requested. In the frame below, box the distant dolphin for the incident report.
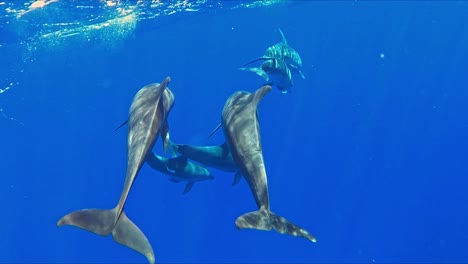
[57,77,175,264]
[169,141,242,185]
[146,151,214,194]
[240,57,293,94]
[221,85,316,242]
[244,28,305,79]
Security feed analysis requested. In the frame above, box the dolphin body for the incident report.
[169,141,243,185]
[57,77,175,264]
[146,151,214,194]
[220,85,316,242]
[246,28,305,79]
[264,28,305,79]
[240,28,304,94]
[240,57,293,94]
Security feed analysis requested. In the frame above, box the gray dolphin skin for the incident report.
[221,85,316,242]
[146,151,214,194]
[170,141,236,172]
[240,58,293,94]
[170,141,243,185]
[57,77,175,264]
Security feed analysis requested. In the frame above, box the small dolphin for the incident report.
[57,77,175,264]
[146,151,214,194]
[169,141,243,185]
[221,85,316,242]
[244,28,305,79]
[240,57,293,94]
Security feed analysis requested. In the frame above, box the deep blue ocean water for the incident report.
[1,0,468,263]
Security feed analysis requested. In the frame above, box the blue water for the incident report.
[1,0,468,263]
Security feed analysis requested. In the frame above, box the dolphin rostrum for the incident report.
[57,77,175,264]
[146,151,214,194]
[221,85,316,242]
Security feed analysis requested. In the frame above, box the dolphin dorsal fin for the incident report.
[278,28,287,45]
[208,123,222,139]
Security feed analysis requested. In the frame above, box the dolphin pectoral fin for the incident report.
[114,120,128,132]
[208,123,222,139]
[232,172,242,186]
[161,121,170,155]
[269,211,316,243]
[239,67,269,81]
[183,182,195,194]
[112,211,155,264]
[243,57,275,66]
[299,70,306,79]
[57,207,118,236]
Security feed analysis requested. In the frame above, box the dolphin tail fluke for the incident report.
[235,209,316,243]
[57,207,117,236]
[239,67,269,81]
[112,211,155,264]
[269,211,317,243]
[235,209,272,231]
[57,208,155,264]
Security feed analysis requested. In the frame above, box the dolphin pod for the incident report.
[58,30,315,263]
[220,85,316,242]
[57,77,174,264]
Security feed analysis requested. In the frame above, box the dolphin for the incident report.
[57,77,175,264]
[113,87,175,154]
[220,85,316,242]
[146,151,215,194]
[169,141,243,185]
[244,28,305,79]
[240,57,293,94]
